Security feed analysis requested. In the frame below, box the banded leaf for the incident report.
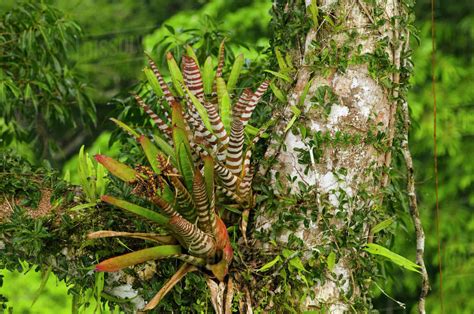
[133,94,171,138]
[167,215,216,259]
[193,169,214,235]
[240,81,269,127]
[146,54,175,104]
[215,39,225,79]
[225,119,245,175]
[182,55,204,102]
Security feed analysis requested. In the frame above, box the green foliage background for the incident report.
[0,0,472,313]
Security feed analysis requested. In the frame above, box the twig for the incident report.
[401,101,429,314]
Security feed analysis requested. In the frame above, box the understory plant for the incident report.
[88,42,268,311]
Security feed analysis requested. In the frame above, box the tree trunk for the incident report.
[248,0,411,312]
[0,0,414,312]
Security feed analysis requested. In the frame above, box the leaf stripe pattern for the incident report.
[133,94,172,138]
[233,89,252,119]
[193,170,214,235]
[240,81,269,126]
[225,119,245,175]
[182,56,205,102]
[216,40,225,79]
[171,254,206,266]
[151,195,180,218]
[168,216,216,258]
[169,175,196,223]
[216,186,245,205]
[146,55,175,104]
[238,164,253,199]
[203,101,229,148]
[214,162,238,191]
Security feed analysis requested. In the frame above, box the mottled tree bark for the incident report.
[252,0,412,312]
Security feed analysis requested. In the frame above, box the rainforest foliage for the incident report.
[0,0,472,313]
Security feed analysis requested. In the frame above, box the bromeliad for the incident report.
[89,43,268,311]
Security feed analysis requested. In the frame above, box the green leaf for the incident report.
[138,135,161,174]
[298,78,314,107]
[270,82,287,102]
[289,256,308,273]
[264,70,292,83]
[144,68,164,97]
[284,106,301,132]
[275,48,288,72]
[372,218,394,234]
[216,77,231,131]
[69,202,97,211]
[101,195,169,225]
[152,134,176,163]
[364,243,421,273]
[177,142,194,191]
[327,252,336,272]
[95,245,182,272]
[202,56,214,95]
[257,255,281,272]
[245,124,269,138]
[308,0,319,28]
[227,53,244,93]
[185,45,199,67]
[110,118,140,138]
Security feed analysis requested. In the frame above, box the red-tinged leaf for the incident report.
[95,245,181,272]
[143,263,197,311]
[94,155,137,183]
[101,195,169,225]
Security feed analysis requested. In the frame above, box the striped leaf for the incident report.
[143,68,164,97]
[146,54,176,104]
[185,45,199,67]
[133,94,171,138]
[240,81,269,127]
[193,169,213,235]
[233,89,252,120]
[215,39,225,79]
[225,119,245,175]
[182,55,204,102]
[95,245,182,272]
[169,174,196,223]
[203,100,229,150]
[101,195,169,225]
[94,155,137,183]
[214,162,238,191]
[181,84,213,133]
[167,216,216,259]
